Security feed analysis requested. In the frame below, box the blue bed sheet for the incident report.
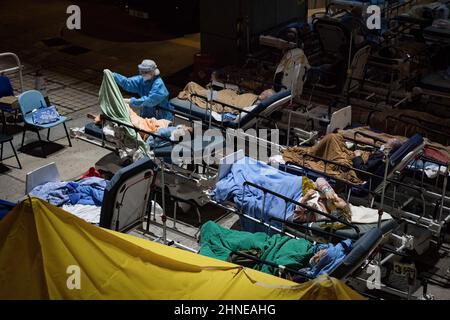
[29,177,108,207]
[0,199,16,220]
[212,157,303,232]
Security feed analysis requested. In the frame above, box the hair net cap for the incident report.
[138,59,160,76]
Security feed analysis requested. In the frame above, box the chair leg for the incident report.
[21,127,26,149]
[47,128,51,141]
[10,141,22,169]
[63,122,72,147]
[37,129,42,142]
[1,110,6,135]
[0,142,3,161]
[36,129,46,157]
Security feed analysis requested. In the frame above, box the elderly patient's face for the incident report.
[385,138,401,150]
[258,89,275,101]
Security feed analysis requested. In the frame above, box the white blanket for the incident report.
[62,204,101,224]
[350,204,392,224]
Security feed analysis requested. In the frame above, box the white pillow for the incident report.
[232,105,257,123]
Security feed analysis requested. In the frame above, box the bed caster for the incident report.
[421,294,435,300]
[421,279,434,300]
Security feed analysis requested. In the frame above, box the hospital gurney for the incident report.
[169,89,292,130]
[199,220,387,286]
[73,113,225,169]
[22,158,157,233]
[276,131,448,238]
[141,150,431,298]
[196,154,427,298]
[155,150,397,240]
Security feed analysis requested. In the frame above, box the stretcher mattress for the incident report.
[85,122,104,139]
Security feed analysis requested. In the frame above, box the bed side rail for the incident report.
[241,180,361,236]
[211,69,288,92]
[385,116,450,145]
[161,94,286,132]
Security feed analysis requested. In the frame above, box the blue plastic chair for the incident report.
[18,90,72,151]
[0,76,20,133]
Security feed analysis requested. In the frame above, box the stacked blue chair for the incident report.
[0,75,20,131]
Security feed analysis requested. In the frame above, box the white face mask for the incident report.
[142,73,154,81]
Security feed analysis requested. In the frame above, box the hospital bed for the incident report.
[276,132,425,189]
[201,220,388,285]
[73,114,225,169]
[168,89,292,131]
[148,149,400,241]
[24,157,158,233]
[98,156,158,232]
[196,152,427,298]
[275,131,448,239]
[63,145,426,298]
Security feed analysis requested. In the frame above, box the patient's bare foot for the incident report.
[87,113,102,124]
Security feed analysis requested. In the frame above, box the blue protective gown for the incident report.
[113,72,173,120]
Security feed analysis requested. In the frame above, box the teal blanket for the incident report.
[99,69,149,156]
[199,221,314,275]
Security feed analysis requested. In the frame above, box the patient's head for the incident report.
[384,138,402,151]
[257,89,275,102]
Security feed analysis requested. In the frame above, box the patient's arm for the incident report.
[352,156,367,171]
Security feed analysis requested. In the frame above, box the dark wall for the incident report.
[200,0,307,65]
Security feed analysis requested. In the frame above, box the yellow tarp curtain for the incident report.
[0,197,364,300]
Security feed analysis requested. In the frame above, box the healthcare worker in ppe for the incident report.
[113,59,173,120]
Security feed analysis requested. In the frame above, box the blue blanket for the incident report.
[212,157,303,232]
[146,126,175,149]
[301,240,353,277]
[29,177,107,207]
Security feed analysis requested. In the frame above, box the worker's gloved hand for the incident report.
[123,98,131,105]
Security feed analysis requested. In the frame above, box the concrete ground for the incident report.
[0,0,199,201]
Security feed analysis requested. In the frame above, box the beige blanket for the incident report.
[282,133,370,185]
[178,81,258,114]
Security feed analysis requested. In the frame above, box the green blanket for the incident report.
[199,221,315,275]
[99,69,149,155]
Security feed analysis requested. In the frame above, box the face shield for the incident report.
[139,69,154,81]
[138,59,160,81]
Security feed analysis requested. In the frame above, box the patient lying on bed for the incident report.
[352,138,402,175]
[282,133,372,184]
[89,106,172,141]
[177,81,275,116]
[200,220,352,279]
[292,177,351,224]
